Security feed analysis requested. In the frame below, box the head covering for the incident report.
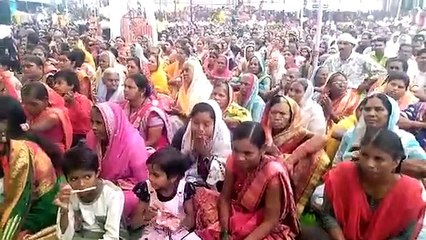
[86,102,148,182]
[249,52,267,77]
[269,51,286,86]
[177,58,213,116]
[241,73,260,109]
[132,43,148,63]
[0,71,18,99]
[337,33,357,45]
[96,67,125,103]
[181,99,232,185]
[211,54,233,80]
[262,96,303,147]
[336,94,426,162]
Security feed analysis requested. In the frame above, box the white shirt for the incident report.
[57,180,124,240]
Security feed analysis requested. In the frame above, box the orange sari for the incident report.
[262,96,330,215]
[76,69,92,99]
[195,155,300,240]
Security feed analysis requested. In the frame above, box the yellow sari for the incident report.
[150,57,170,95]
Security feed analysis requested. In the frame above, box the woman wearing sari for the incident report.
[310,66,329,101]
[287,78,326,135]
[211,81,252,128]
[21,82,73,153]
[181,100,232,189]
[86,102,148,220]
[0,96,60,240]
[318,72,361,129]
[209,54,233,82]
[322,129,426,239]
[175,58,213,117]
[148,54,170,95]
[122,73,171,150]
[247,52,272,99]
[22,55,65,108]
[194,121,300,240]
[96,68,125,103]
[95,51,126,99]
[262,95,330,215]
[235,73,265,122]
[334,93,426,178]
[0,70,19,99]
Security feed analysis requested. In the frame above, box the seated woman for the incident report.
[126,57,142,75]
[209,54,233,82]
[382,71,418,110]
[96,67,125,103]
[0,70,19,99]
[335,93,426,178]
[21,82,73,153]
[53,70,92,146]
[0,96,60,239]
[175,58,213,117]
[310,66,329,101]
[211,81,252,129]
[22,55,65,108]
[287,78,327,135]
[61,49,93,99]
[262,95,330,215]
[181,100,232,189]
[235,73,266,122]
[195,121,300,239]
[121,73,171,150]
[86,102,148,221]
[322,129,426,239]
[400,102,426,149]
[148,54,170,95]
[318,72,361,129]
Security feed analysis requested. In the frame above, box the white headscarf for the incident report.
[96,67,125,103]
[181,100,232,187]
[299,79,327,135]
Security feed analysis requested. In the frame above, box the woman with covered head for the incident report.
[175,58,213,117]
[247,52,272,99]
[86,102,148,221]
[335,93,426,178]
[96,67,125,103]
[95,51,126,97]
[235,73,265,122]
[181,100,232,189]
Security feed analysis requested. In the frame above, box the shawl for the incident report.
[95,51,117,97]
[249,52,271,94]
[211,54,233,81]
[181,100,232,186]
[177,58,213,116]
[150,56,170,95]
[299,80,327,135]
[86,102,148,184]
[96,67,125,103]
[239,73,265,122]
[335,94,426,162]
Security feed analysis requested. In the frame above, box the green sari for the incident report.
[0,140,59,240]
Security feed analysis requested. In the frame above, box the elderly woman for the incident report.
[96,67,125,103]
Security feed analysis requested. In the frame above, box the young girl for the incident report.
[55,141,127,240]
[131,147,201,239]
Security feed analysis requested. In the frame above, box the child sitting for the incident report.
[55,141,127,240]
[131,147,201,239]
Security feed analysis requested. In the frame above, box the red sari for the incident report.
[65,93,92,135]
[324,161,426,239]
[28,107,73,153]
[195,155,300,240]
[43,83,65,109]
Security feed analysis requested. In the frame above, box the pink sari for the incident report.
[86,102,148,219]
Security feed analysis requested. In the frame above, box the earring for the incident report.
[1,132,6,143]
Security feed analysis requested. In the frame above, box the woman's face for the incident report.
[21,95,47,116]
[215,56,227,72]
[191,111,214,142]
[98,54,110,71]
[358,144,398,181]
[283,50,293,62]
[115,38,124,48]
[384,79,406,101]
[267,55,278,70]
[54,77,73,96]
[181,63,194,86]
[232,138,263,171]
[211,85,229,110]
[316,68,329,87]
[103,73,120,91]
[90,108,107,141]
[196,40,204,51]
[301,49,309,58]
[126,60,140,75]
[248,57,260,75]
[329,74,348,94]
[22,61,43,81]
[148,55,158,72]
[239,75,253,97]
[287,82,305,104]
[124,77,141,101]
[58,54,72,70]
[246,46,254,59]
[269,101,292,131]
[363,97,390,129]
[32,48,46,62]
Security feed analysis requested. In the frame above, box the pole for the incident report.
[190,0,193,22]
[312,0,323,67]
[396,0,402,20]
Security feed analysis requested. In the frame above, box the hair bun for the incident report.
[76,139,87,147]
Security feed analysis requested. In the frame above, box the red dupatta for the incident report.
[324,161,426,240]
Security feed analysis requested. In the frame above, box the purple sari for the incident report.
[86,102,148,219]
